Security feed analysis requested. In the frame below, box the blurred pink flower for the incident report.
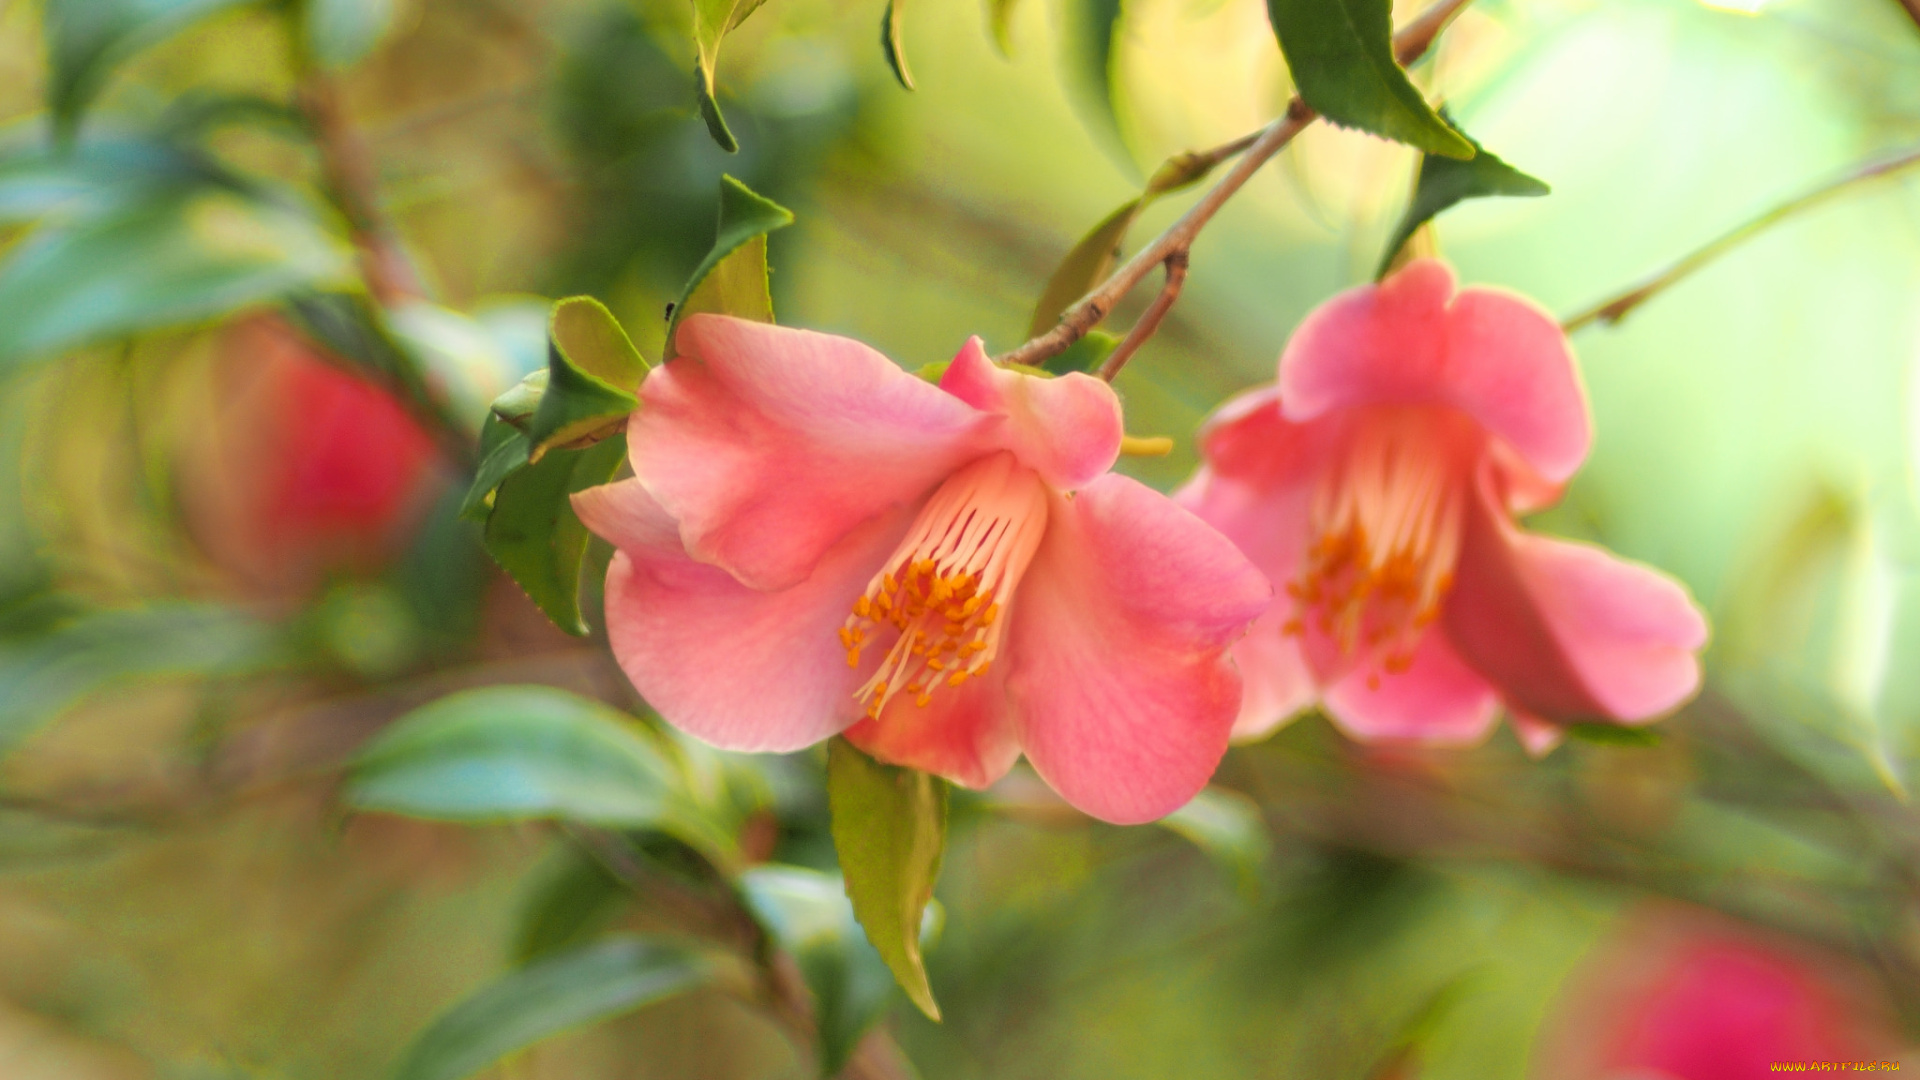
[574,315,1269,823]
[1176,259,1707,752]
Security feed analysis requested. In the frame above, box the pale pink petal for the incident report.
[939,337,1122,490]
[1444,471,1709,723]
[1278,258,1591,483]
[1172,466,1317,740]
[1508,710,1566,757]
[1192,385,1345,490]
[594,482,912,752]
[842,668,1022,790]
[1004,475,1270,824]
[634,315,994,591]
[1320,628,1501,746]
[572,477,678,553]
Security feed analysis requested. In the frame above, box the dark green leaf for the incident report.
[881,0,914,89]
[303,0,396,70]
[0,136,203,224]
[1159,786,1271,900]
[664,176,794,360]
[513,848,632,965]
[1028,199,1141,339]
[490,370,547,429]
[1063,0,1130,166]
[392,937,711,1080]
[0,604,274,758]
[1264,0,1472,158]
[690,0,772,151]
[0,188,354,366]
[526,297,646,458]
[739,865,916,1076]
[1375,118,1547,278]
[1045,329,1118,375]
[45,0,257,137]
[826,738,946,1020]
[482,435,627,636]
[459,415,532,522]
[1566,722,1662,748]
[345,685,730,857]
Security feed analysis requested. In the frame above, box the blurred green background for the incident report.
[1,0,1919,1075]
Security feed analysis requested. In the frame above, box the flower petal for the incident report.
[1005,474,1270,824]
[634,315,994,591]
[1508,710,1566,757]
[1228,616,1316,740]
[1320,628,1501,746]
[1277,258,1591,483]
[586,480,912,752]
[1444,470,1708,723]
[939,337,1123,490]
[842,668,1022,790]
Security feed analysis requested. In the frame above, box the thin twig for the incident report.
[996,0,1476,369]
[1562,141,1920,333]
[1897,0,1920,33]
[1097,251,1188,381]
[298,77,422,304]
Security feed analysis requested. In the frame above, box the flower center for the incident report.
[841,451,1049,718]
[1286,409,1473,677]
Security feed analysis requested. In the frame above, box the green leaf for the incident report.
[1375,118,1548,278]
[1158,786,1271,900]
[459,415,532,522]
[0,188,355,366]
[391,937,711,1080]
[1264,0,1472,159]
[986,0,1019,54]
[664,176,794,361]
[0,136,203,224]
[1028,199,1140,339]
[690,0,772,151]
[881,0,914,89]
[0,603,274,759]
[44,0,257,138]
[345,685,729,856]
[525,297,647,459]
[1063,0,1130,166]
[482,435,627,636]
[303,0,396,70]
[740,865,924,1076]
[1566,722,1662,748]
[826,738,946,1020]
[513,848,632,965]
[1045,329,1118,375]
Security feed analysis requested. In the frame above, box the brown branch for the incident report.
[1897,0,1920,33]
[1562,141,1920,333]
[298,77,422,305]
[996,0,1477,369]
[1097,250,1188,382]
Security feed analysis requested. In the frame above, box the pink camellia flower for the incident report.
[1176,259,1707,751]
[572,315,1270,824]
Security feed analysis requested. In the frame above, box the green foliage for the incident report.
[344,685,732,860]
[1158,787,1272,900]
[391,936,713,1080]
[691,0,773,151]
[881,0,915,90]
[0,185,354,365]
[513,849,633,966]
[1264,0,1472,158]
[1566,722,1662,748]
[1045,329,1118,374]
[739,864,927,1076]
[664,176,795,360]
[482,435,627,636]
[525,296,647,459]
[43,0,258,137]
[826,738,946,1020]
[1376,117,1549,278]
[302,0,396,70]
[1063,0,1129,165]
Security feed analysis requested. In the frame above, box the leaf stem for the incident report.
[1097,250,1187,381]
[1561,141,1920,333]
[995,0,1476,370]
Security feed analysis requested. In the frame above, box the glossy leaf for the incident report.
[739,865,912,1076]
[1028,199,1140,339]
[881,0,914,89]
[1045,329,1118,375]
[826,738,946,1020]
[1264,0,1472,158]
[1375,118,1547,278]
[1159,786,1271,900]
[458,415,532,523]
[0,136,203,224]
[664,176,794,360]
[0,188,355,366]
[526,297,646,459]
[303,0,396,69]
[344,685,729,856]
[392,937,711,1080]
[482,435,627,636]
[691,0,771,151]
[44,0,257,137]
[0,603,274,759]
